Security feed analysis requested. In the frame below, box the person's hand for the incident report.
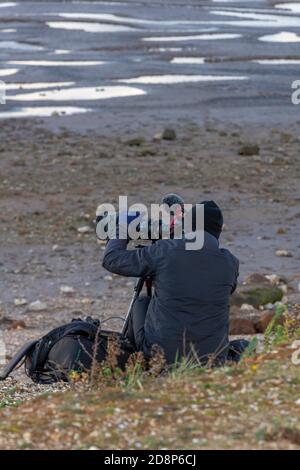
[118,211,140,239]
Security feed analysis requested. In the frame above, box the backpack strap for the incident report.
[63,322,98,339]
[0,340,38,381]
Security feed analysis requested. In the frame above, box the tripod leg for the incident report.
[124,296,150,350]
[122,277,145,336]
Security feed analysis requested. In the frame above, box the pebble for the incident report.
[14,298,27,306]
[265,274,280,285]
[264,303,274,310]
[60,285,75,295]
[240,303,254,312]
[279,284,288,294]
[238,144,260,156]
[104,275,113,281]
[77,225,91,234]
[276,249,292,258]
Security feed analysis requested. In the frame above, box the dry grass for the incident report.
[0,306,299,450]
[0,342,300,449]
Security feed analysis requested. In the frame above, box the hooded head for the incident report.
[202,200,223,239]
[190,200,223,240]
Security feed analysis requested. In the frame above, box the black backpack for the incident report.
[0,317,135,384]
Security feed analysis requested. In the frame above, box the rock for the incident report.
[229,305,242,317]
[231,285,283,308]
[162,128,177,141]
[9,320,27,330]
[254,311,285,334]
[52,244,65,253]
[28,300,47,312]
[264,303,275,310]
[138,147,156,157]
[244,272,269,286]
[240,303,255,312]
[126,137,145,147]
[229,318,256,335]
[104,275,113,281]
[276,227,286,235]
[230,304,261,323]
[60,286,75,295]
[265,274,281,285]
[279,284,288,294]
[276,249,292,258]
[77,226,91,234]
[238,144,260,156]
[282,293,300,305]
[14,298,27,306]
[0,311,13,326]
[280,132,293,144]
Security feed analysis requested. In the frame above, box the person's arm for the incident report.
[102,239,157,278]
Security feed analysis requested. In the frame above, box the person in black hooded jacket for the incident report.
[102,200,248,365]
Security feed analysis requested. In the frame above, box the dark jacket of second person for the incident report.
[102,232,239,364]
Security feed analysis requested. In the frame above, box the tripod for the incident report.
[122,275,153,337]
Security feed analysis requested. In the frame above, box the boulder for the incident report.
[229,318,256,335]
[254,311,285,333]
[231,285,283,308]
[238,144,260,156]
[162,128,177,141]
[244,272,269,286]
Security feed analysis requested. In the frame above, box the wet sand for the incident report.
[0,1,300,130]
